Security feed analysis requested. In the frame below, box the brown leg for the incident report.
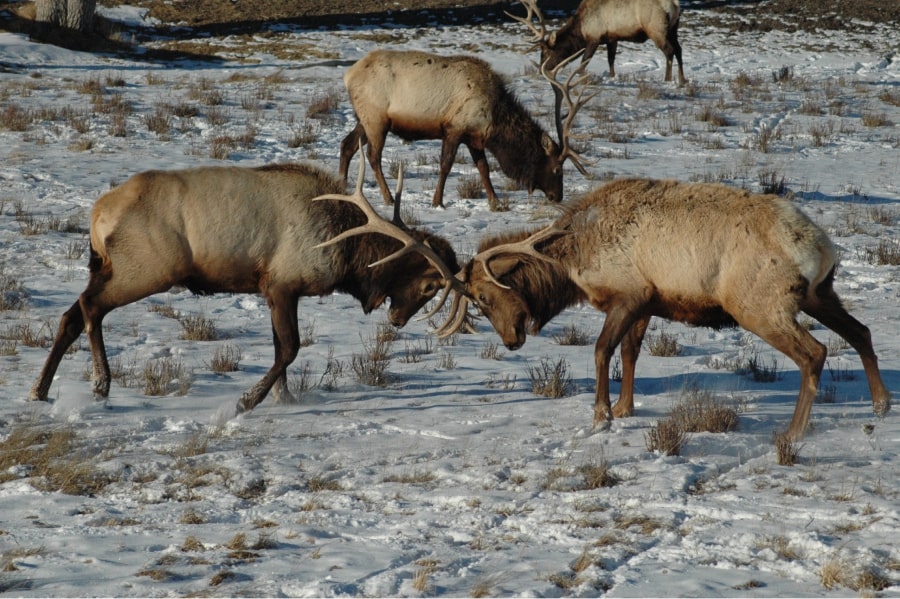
[593,304,642,428]
[742,315,828,440]
[238,290,300,412]
[365,131,396,206]
[339,123,366,183]
[613,315,650,418]
[606,41,618,78]
[466,145,499,210]
[803,290,891,418]
[30,300,85,401]
[432,136,462,208]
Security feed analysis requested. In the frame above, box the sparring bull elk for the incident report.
[437,178,891,440]
[338,49,592,211]
[31,159,463,414]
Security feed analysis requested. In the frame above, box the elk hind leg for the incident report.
[30,300,86,401]
[361,128,395,205]
[802,287,891,417]
[339,123,367,183]
[605,41,618,78]
[668,27,685,84]
[742,313,827,440]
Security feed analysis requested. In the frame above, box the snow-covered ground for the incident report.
[1,4,898,596]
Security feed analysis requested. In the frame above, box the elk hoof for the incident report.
[591,417,612,433]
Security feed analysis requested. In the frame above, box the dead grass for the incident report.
[0,421,114,495]
[527,357,574,398]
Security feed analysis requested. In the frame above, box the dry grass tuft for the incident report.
[142,356,192,396]
[552,323,593,346]
[351,330,393,387]
[0,422,114,495]
[527,357,574,398]
[179,312,219,341]
[644,417,686,456]
[208,343,242,373]
[669,387,740,434]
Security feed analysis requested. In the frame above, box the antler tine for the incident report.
[432,292,473,338]
[542,51,599,176]
[505,0,547,47]
[474,223,570,289]
[391,161,404,225]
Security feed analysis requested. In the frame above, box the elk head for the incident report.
[434,223,571,349]
[314,155,468,327]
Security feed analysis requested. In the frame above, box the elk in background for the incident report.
[338,49,592,211]
[437,178,891,440]
[510,0,685,117]
[31,159,462,414]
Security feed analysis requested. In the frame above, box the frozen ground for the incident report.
[0,3,899,596]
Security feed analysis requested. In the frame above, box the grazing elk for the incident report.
[31,159,462,414]
[437,178,891,440]
[338,49,590,211]
[510,0,685,119]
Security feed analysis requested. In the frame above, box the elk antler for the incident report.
[432,221,570,337]
[542,51,599,177]
[506,0,548,50]
[313,153,469,314]
[431,289,473,338]
[474,222,571,289]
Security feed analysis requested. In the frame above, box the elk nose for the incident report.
[505,340,524,351]
[388,314,407,328]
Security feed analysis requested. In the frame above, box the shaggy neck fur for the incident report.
[479,229,584,332]
[327,202,457,313]
[485,89,556,188]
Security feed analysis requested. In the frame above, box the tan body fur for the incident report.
[543,0,685,84]
[465,178,891,439]
[32,163,458,412]
[339,49,565,210]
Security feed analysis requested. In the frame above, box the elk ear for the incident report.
[484,255,521,281]
[548,31,557,48]
[540,132,556,155]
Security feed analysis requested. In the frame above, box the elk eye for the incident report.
[478,293,488,305]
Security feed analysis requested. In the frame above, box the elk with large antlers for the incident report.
[439,178,891,440]
[31,159,462,414]
[510,0,685,85]
[338,49,591,210]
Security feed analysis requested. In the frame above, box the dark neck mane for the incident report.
[485,89,555,187]
[479,229,584,332]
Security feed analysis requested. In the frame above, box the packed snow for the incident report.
[0,3,898,596]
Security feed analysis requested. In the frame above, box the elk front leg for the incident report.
[612,315,650,418]
[466,145,500,210]
[238,291,300,413]
[593,305,641,429]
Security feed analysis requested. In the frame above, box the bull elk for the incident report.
[510,0,685,119]
[338,49,591,211]
[30,159,462,414]
[438,178,892,440]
